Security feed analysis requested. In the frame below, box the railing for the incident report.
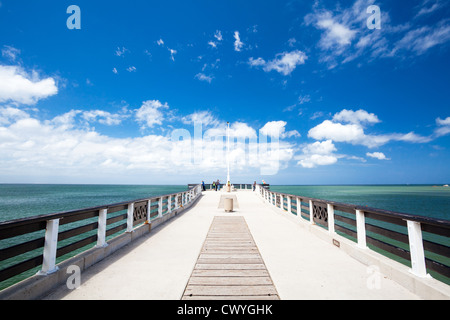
[256,185,450,284]
[189,183,270,190]
[0,184,202,290]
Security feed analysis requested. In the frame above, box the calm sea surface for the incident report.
[0,184,449,222]
[270,185,450,221]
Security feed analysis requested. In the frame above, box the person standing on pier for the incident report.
[212,181,216,191]
[253,181,256,191]
[202,181,206,191]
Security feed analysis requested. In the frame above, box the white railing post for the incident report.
[175,194,179,209]
[327,204,335,234]
[168,195,172,213]
[158,197,163,218]
[97,209,108,247]
[287,196,292,214]
[127,202,134,233]
[146,200,151,223]
[297,197,302,220]
[407,220,428,277]
[38,219,60,275]
[309,200,314,224]
[356,210,367,249]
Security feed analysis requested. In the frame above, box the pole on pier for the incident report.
[227,121,230,187]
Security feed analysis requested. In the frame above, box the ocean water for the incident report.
[0,184,448,222]
[0,184,188,222]
[269,185,450,221]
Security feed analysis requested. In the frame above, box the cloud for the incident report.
[182,111,221,127]
[135,100,169,129]
[366,152,390,160]
[392,21,450,55]
[195,73,213,83]
[0,65,58,105]
[260,121,300,138]
[332,109,380,125]
[168,48,177,61]
[249,50,308,76]
[81,110,128,126]
[435,116,450,137]
[308,109,432,148]
[115,47,129,57]
[112,67,118,74]
[234,31,244,52]
[126,66,137,72]
[0,107,297,181]
[296,140,338,168]
[157,39,164,46]
[2,45,21,61]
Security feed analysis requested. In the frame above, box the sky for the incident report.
[0,0,449,185]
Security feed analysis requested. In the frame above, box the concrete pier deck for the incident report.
[43,190,424,300]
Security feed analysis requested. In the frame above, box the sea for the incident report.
[0,184,449,222]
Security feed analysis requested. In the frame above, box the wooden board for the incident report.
[182,216,279,300]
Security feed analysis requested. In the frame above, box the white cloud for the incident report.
[195,73,213,83]
[115,47,128,57]
[308,110,432,148]
[234,31,244,52]
[0,65,58,105]
[435,116,450,137]
[168,48,177,61]
[2,46,21,61]
[367,152,390,160]
[249,50,308,76]
[112,67,118,74]
[182,111,221,128]
[0,108,297,181]
[157,39,164,46]
[332,109,380,125]
[135,100,169,129]
[260,120,300,139]
[81,110,127,126]
[296,140,338,168]
[126,66,137,72]
[214,30,223,41]
[392,22,450,55]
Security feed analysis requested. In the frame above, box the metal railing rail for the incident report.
[256,184,450,283]
[0,184,202,289]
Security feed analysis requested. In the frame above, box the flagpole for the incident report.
[227,122,230,186]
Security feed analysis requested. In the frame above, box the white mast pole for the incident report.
[227,121,230,185]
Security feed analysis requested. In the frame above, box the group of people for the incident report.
[200,180,261,192]
[201,180,221,191]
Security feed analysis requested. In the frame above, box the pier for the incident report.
[0,184,449,300]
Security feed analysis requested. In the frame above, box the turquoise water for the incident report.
[0,184,188,222]
[0,184,449,222]
[269,185,450,221]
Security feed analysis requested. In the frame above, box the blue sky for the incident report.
[0,0,449,185]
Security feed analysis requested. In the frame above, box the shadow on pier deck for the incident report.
[35,189,448,300]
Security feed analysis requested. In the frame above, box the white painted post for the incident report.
[126,202,134,233]
[38,219,60,275]
[175,194,179,209]
[407,220,428,277]
[309,200,314,224]
[287,196,291,213]
[327,204,335,234]
[297,197,302,220]
[97,209,108,247]
[279,194,283,209]
[158,197,163,218]
[146,200,151,223]
[356,210,367,248]
[168,195,172,213]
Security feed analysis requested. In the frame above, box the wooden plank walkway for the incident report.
[182,216,279,300]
